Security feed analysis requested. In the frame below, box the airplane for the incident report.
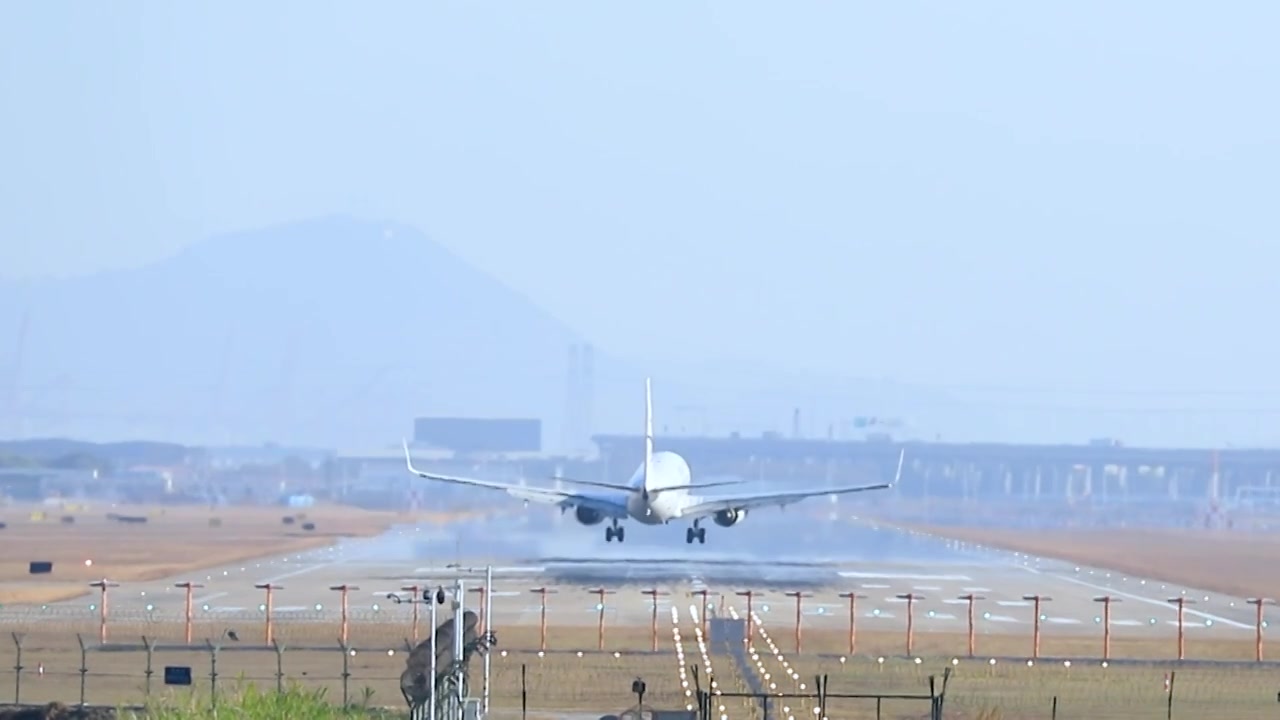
[402,377,902,544]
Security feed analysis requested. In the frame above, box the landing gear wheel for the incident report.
[697,527,706,544]
[685,527,695,544]
[605,526,615,542]
[616,527,625,542]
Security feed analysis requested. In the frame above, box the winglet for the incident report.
[403,438,418,475]
[891,448,906,487]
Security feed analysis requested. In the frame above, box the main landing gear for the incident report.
[605,520,626,543]
[686,520,706,545]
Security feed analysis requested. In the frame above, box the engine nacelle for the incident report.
[713,508,746,527]
[575,506,605,526]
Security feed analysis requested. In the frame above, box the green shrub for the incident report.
[138,682,400,719]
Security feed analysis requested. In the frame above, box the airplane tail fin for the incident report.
[643,377,655,492]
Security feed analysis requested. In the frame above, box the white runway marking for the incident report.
[1047,617,1081,625]
[1112,619,1143,626]
[1033,569,1254,630]
[860,583,891,589]
[411,566,545,574]
[913,585,942,591]
[943,599,970,605]
[988,615,1019,623]
[927,612,957,620]
[259,561,341,585]
[840,572,972,581]
[963,587,992,593]
[865,612,896,619]
[997,600,1030,607]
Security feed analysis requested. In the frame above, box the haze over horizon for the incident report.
[3,3,1280,449]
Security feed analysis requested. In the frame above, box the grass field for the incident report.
[0,503,472,606]
[907,523,1280,602]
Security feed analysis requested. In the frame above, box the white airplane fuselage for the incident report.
[622,449,693,524]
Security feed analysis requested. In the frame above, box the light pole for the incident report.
[784,591,812,654]
[957,594,985,658]
[1022,594,1053,660]
[1166,597,1196,660]
[1092,596,1121,661]
[88,579,118,644]
[1248,598,1274,662]
[838,592,867,655]
[896,593,924,657]
[174,581,204,645]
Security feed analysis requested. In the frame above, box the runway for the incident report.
[5,515,1267,641]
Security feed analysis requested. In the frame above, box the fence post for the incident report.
[74,633,89,707]
[1051,695,1058,719]
[273,639,286,693]
[1166,670,1176,719]
[11,632,24,704]
[205,639,220,707]
[339,641,352,708]
[521,662,527,720]
[142,636,156,698]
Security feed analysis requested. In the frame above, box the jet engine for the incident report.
[575,506,605,526]
[713,508,746,527]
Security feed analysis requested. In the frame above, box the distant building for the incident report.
[412,417,542,455]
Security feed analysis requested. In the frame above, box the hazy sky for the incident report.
[3,2,1280,425]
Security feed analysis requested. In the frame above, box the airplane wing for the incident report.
[403,441,629,519]
[676,448,904,519]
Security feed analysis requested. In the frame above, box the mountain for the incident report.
[0,216,602,448]
[0,215,955,450]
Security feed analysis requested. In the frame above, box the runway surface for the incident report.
[3,513,1268,640]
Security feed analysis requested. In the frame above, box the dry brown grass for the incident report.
[2,621,1277,717]
[0,504,472,606]
[904,523,1280,600]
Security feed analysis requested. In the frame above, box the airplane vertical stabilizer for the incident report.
[643,377,655,492]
